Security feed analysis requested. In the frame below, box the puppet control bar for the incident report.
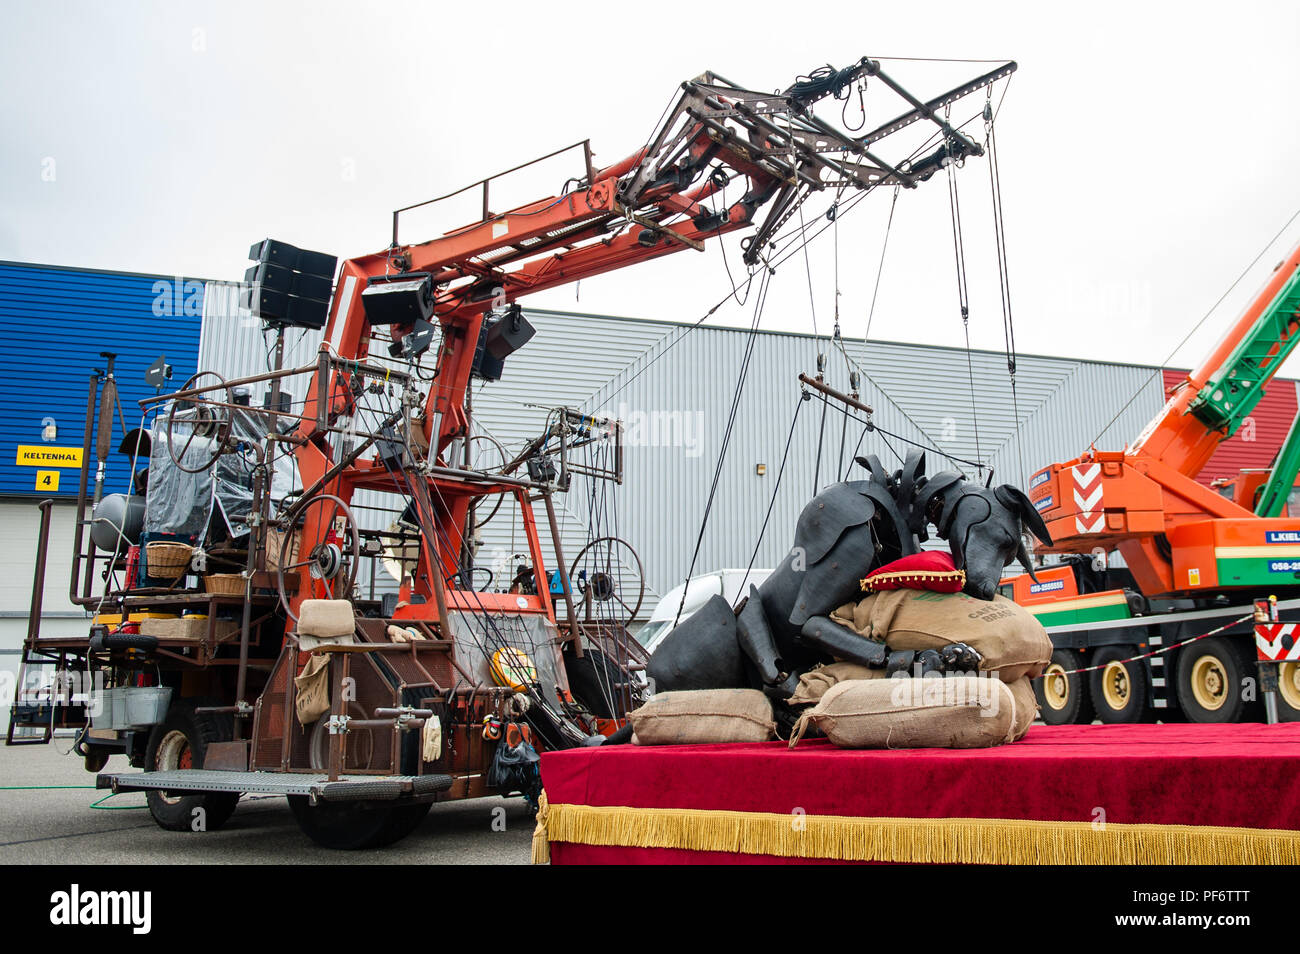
[800,372,873,416]
[638,58,1018,266]
[382,57,1016,291]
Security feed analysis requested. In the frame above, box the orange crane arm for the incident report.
[1029,239,1300,597]
[1128,241,1300,476]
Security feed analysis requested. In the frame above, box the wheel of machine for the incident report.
[287,796,429,850]
[143,702,241,832]
[463,433,508,531]
[383,801,432,842]
[1176,636,1252,723]
[569,536,646,625]
[164,371,233,474]
[276,493,361,622]
[1088,647,1147,723]
[1273,661,1300,722]
[1035,649,1094,725]
[306,708,376,773]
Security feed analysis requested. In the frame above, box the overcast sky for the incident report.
[4,1,1300,388]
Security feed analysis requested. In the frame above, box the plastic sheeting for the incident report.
[143,405,300,540]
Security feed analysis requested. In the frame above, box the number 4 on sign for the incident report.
[35,470,59,492]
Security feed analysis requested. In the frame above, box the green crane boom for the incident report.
[1187,262,1300,436]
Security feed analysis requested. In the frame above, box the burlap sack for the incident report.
[1007,675,1039,741]
[630,689,776,745]
[298,599,356,638]
[789,675,1017,749]
[294,654,331,727]
[850,590,1051,683]
[831,600,883,641]
[139,617,237,640]
[788,661,886,707]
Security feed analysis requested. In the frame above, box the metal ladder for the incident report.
[6,500,58,745]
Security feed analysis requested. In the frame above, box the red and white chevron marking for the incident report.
[1072,463,1103,533]
[1256,623,1300,662]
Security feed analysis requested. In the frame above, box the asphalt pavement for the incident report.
[0,741,534,864]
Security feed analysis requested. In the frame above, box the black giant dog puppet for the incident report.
[645,451,1052,698]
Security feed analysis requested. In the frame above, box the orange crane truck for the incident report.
[1014,239,1300,726]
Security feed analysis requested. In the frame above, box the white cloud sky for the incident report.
[3,0,1299,387]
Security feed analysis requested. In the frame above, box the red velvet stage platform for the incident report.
[532,723,1300,865]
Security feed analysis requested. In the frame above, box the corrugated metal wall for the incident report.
[195,291,1286,614]
[18,266,1292,642]
[0,263,203,498]
[199,281,324,396]
[471,312,1172,609]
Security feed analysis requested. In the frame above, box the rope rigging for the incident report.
[945,112,987,481]
[673,266,773,626]
[621,70,1017,625]
[984,90,1027,488]
[740,389,807,593]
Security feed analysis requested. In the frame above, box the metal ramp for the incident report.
[98,769,455,803]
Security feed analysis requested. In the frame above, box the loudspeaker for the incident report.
[248,239,337,278]
[239,285,330,330]
[483,305,535,359]
[245,239,338,329]
[244,262,333,302]
[361,275,435,326]
[471,324,506,382]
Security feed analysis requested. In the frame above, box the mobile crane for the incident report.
[7,56,1015,847]
[1017,239,1300,726]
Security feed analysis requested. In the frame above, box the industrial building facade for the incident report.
[4,261,1299,706]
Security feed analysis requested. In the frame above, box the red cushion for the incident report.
[861,551,966,593]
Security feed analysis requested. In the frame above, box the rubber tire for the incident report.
[1088,647,1147,723]
[288,797,429,850]
[1274,661,1300,722]
[1035,649,1094,725]
[384,801,433,843]
[143,702,241,832]
[1176,636,1253,723]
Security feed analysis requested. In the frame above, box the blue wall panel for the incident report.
[0,263,203,497]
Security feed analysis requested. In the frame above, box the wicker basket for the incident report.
[146,542,193,581]
[204,573,246,595]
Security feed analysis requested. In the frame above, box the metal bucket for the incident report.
[90,687,129,730]
[123,686,173,728]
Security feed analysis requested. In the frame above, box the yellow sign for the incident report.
[15,445,82,468]
[34,470,60,491]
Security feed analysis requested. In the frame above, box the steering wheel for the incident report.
[165,371,234,474]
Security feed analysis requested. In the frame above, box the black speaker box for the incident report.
[361,276,435,326]
[248,239,337,279]
[244,262,333,302]
[484,308,536,359]
[240,285,330,330]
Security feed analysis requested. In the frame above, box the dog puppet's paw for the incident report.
[939,642,983,672]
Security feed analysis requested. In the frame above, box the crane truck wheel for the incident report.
[1176,637,1254,723]
[143,701,241,832]
[1088,647,1147,723]
[1275,661,1300,722]
[1035,649,1094,724]
[288,796,430,849]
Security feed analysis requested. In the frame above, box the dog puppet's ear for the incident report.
[1016,538,1040,583]
[994,484,1052,547]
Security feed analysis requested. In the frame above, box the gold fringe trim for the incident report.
[861,569,966,593]
[531,791,552,865]
[533,801,1300,865]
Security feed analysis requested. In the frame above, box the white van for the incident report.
[637,568,773,654]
